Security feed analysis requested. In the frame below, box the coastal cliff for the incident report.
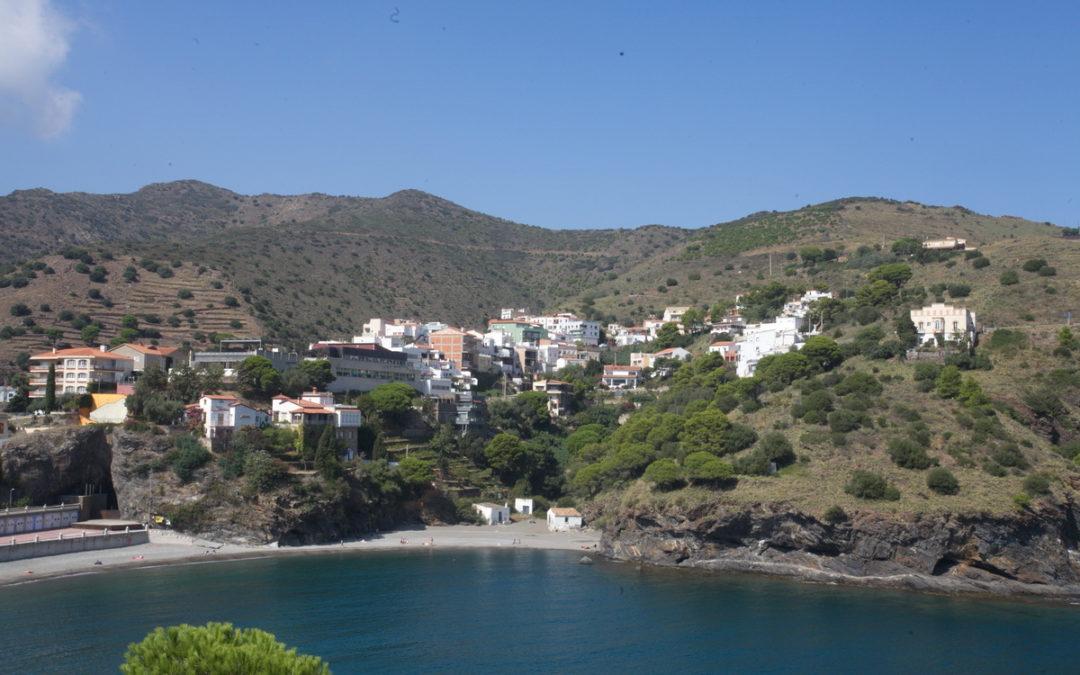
[596,499,1080,597]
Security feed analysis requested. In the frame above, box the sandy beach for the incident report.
[0,520,601,587]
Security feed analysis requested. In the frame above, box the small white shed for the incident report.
[514,498,534,515]
[547,507,583,532]
[473,502,510,525]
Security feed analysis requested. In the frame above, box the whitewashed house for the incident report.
[547,507,583,531]
[910,303,977,346]
[735,316,804,378]
[662,306,691,324]
[514,498,534,515]
[602,365,643,389]
[199,395,269,449]
[473,502,510,525]
[708,340,739,363]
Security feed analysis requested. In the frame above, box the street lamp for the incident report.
[7,489,13,510]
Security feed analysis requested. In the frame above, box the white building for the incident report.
[473,502,510,525]
[910,303,977,346]
[514,498,534,515]
[708,340,739,363]
[526,314,601,346]
[922,237,967,251]
[27,346,135,398]
[630,347,691,369]
[735,316,804,378]
[601,365,643,389]
[663,306,691,324]
[547,507,583,531]
[198,395,269,448]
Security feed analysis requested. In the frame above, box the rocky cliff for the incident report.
[0,426,113,504]
[597,500,1080,598]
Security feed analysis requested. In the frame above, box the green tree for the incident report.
[679,408,731,455]
[926,467,959,495]
[313,425,343,479]
[367,382,417,421]
[643,458,683,490]
[755,351,812,385]
[80,324,101,345]
[487,391,550,438]
[935,365,962,399]
[891,238,921,256]
[894,314,919,349]
[800,336,843,372]
[653,322,686,350]
[844,470,900,501]
[484,433,528,484]
[855,279,899,307]
[958,376,989,407]
[397,455,435,493]
[680,308,705,334]
[299,359,335,390]
[868,262,913,288]
[280,368,312,397]
[236,356,282,400]
[683,451,734,484]
[43,362,56,412]
[120,622,329,674]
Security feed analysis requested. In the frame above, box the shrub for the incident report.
[224,296,240,307]
[926,467,959,495]
[1021,258,1047,273]
[887,438,934,469]
[835,371,883,397]
[1023,474,1051,496]
[1012,493,1032,510]
[683,451,734,484]
[1038,266,1057,277]
[120,622,329,674]
[999,270,1019,285]
[844,470,900,501]
[946,283,971,298]
[157,267,175,279]
[990,443,1028,469]
[643,458,683,490]
[758,432,795,468]
[972,256,990,269]
[823,505,847,524]
[732,448,770,476]
[177,289,194,299]
[168,435,211,483]
[828,409,862,433]
[9,303,31,317]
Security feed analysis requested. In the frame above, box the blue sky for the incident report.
[1,1,1078,229]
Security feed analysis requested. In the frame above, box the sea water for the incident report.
[0,548,1076,673]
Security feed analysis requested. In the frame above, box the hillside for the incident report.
[0,182,1070,369]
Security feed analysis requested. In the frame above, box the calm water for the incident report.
[0,549,1077,673]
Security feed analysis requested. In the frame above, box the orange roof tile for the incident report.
[31,348,133,361]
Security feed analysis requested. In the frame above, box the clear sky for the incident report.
[1,1,1078,229]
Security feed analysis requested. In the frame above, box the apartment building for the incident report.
[429,327,480,370]
[307,342,419,394]
[28,346,135,398]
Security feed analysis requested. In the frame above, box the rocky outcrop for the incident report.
[597,500,1080,597]
[1,426,113,503]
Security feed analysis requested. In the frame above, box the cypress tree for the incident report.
[44,362,57,412]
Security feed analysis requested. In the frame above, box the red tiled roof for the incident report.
[31,348,133,361]
[202,395,238,400]
[114,343,178,356]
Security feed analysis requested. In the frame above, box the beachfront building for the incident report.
[306,341,418,394]
[547,507,583,532]
[473,502,510,525]
[27,347,135,398]
[514,498,534,515]
[910,303,978,346]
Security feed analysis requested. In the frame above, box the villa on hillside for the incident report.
[198,394,270,450]
[910,303,978,346]
[532,379,574,418]
[922,237,967,251]
[272,391,363,459]
[27,347,135,398]
[601,365,642,389]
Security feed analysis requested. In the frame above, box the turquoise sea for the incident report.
[0,549,1076,673]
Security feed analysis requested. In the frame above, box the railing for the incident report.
[0,503,79,516]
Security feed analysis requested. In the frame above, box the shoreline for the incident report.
[0,520,600,588]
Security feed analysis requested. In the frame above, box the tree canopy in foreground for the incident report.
[120,622,330,674]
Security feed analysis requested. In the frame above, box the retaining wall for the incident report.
[0,529,149,562]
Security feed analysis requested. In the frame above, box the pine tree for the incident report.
[314,424,342,479]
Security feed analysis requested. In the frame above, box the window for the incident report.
[78,359,88,368]
[65,359,76,368]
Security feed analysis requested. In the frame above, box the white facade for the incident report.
[526,314,601,346]
[602,366,642,389]
[735,316,804,378]
[514,498,534,515]
[922,237,967,251]
[199,395,269,443]
[910,303,977,345]
[663,306,691,323]
[473,502,510,525]
[547,507,583,531]
[708,341,739,362]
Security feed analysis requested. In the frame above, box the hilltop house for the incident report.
[547,507,583,531]
[271,391,363,460]
[27,346,135,398]
[662,306,691,324]
[910,303,977,346]
[922,237,967,251]
[198,394,269,449]
[631,347,691,369]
